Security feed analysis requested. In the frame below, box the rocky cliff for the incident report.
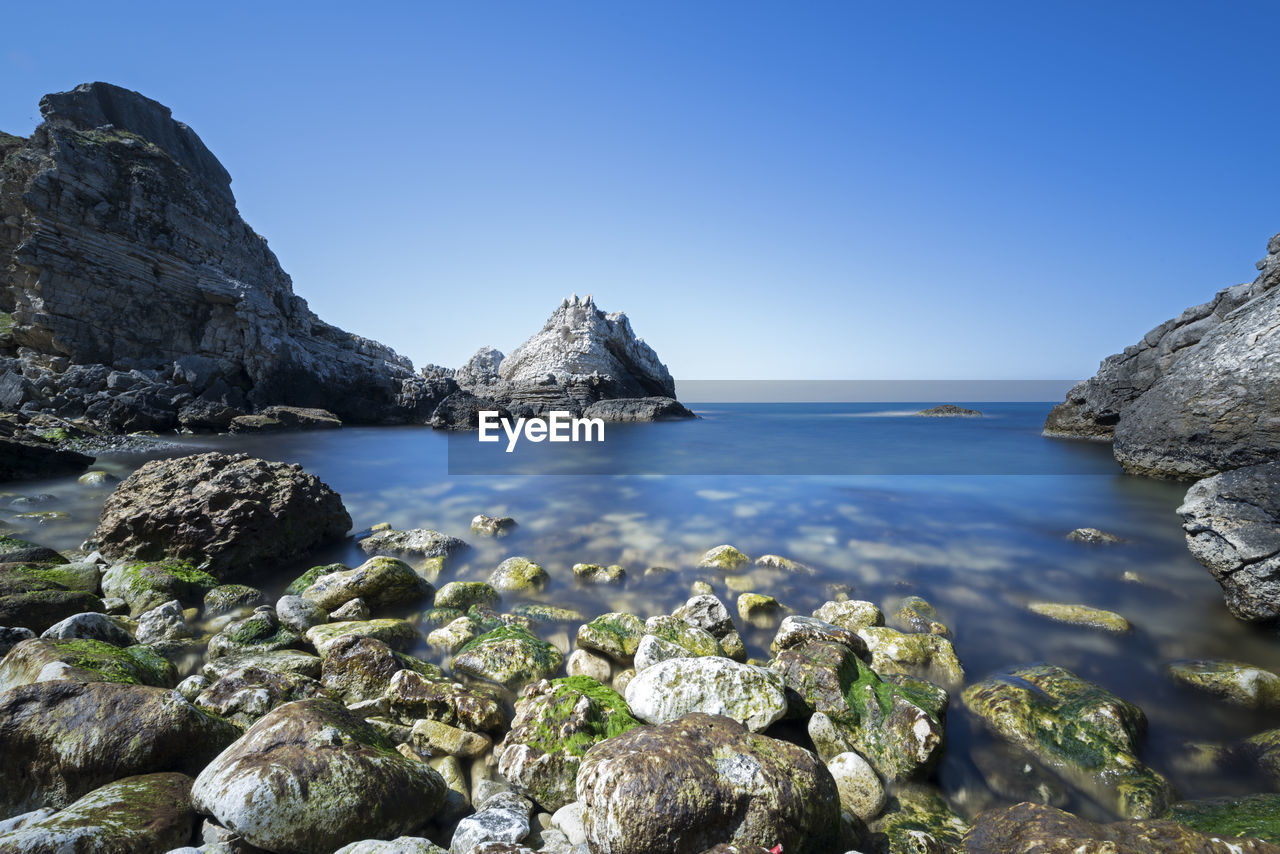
[0,82,451,431]
[1045,232,1280,478]
[454,294,693,420]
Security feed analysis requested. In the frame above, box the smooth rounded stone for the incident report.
[1162,793,1280,844]
[335,838,447,854]
[633,634,687,671]
[207,608,300,659]
[435,581,500,610]
[572,563,626,585]
[471,514,517,538]
[576,712,842,854]
[644,614,724,657]
[203,584,266,618]
[856,625,964,687]
[428,617,480,654]
[737,593,779,623]
[275,594,327,633]
[10,558,101,594]
[430,754,472,823]
[303,556,431,612]
[719,631,747,662]
[175,674,210,701]
[95,452,352,578]
[723,575,756,594]
[0,680,238,815]
[412,718,493,758]
[284,563,347,596]
[753,554,816,575]
[576,612,645,661]
[697,544,750,570]
[1028,602,1132,633]
[359,528,468,560]
[330,598,372,621]
[0,535,66,565]
[0,637,175,692]
[452,625,564,689]
[624,657,787,731]
[136,599,192,644]
[101,558,219,616]
[892,595,950,637]
[489,557,549,593]
[509,603,586,624]
[674,594,735,638]
[611,669,635,695]
[0,772,197,854]
[1166,659,1280,710]
[77,470,117,487]
[305,618,418,656]
[419,606,466,630]
[551,801,588,846]
[449,798,531,854]
[969,800,1279,853]
[962,663,1174,819]
[40,612,134,646]
[827,751,886,822]
[0,625,36,658]
[866,783,968,853]
[690,580,714,596]
[322,634,441,704]
[770,615,867,657]
[1068,527,1124,544]
[566,648,611,682]
[1179,463,1280,622]
[194,665,332,727]
[202,648,322,681]
[387,669,508,733]
[812,599,884,631]
[193,698,446,853]
[499,676,640,812]
[777,639,946,782]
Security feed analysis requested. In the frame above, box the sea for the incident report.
[10,396,1277,817]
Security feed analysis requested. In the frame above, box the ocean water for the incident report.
[8,401,1276,817]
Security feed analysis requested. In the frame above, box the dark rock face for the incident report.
[575,712,842,854]
[0,435,93,481]
[916,404,982,418]
[95,452,351,578]
[1179,462,1280,622]
[1045,232,1280,477]
[961,802,1280,853]
[0,680,238,816]
[454,295,694,421]
[0,82,449,430]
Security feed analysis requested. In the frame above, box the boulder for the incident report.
[581,397,695,422]
[451,625,564,689]
[191,698,447,853]
[301,556,430,612]
[100,558,218,616]
[40,612,134,647]
[95,453,351,578]
[0,680,238,814]
[320,634,442,704]
[193,664,332,727]
[575,713,841,854]
[357,528,467,560]
[0,637,175,692]
[1179,462,1280,622]
[624,657,787,732]
[1166,659,1280,710]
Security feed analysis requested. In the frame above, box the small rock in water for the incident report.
[753,554,816,575]
[697,544,750,570]
[471,514,517,538]
[576,612,645,662]
[572,563,626,585]
[737,592,780,623]
[813,599,884,631]
[915,404,982,417]
[1028,601,1131,633]
[827,751,886,822]
[892,595,951,637]
[1166,659,1280,710]
[489,557,549,593]
[1067,527,1124,544]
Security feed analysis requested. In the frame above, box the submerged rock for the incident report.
[866,784,968,854]
[1068,527,1124,544]
[192,698,447,853]
[962,663,1173,818]
[1163,793,1280,844]
[95,453,351,578]
[575,713,842,854]
[1027,601,1132,633]
[471,515,517,538]
[358,527,468,560]
[572,562,626,585]
[435,581,499,610]
[488,557,549,593]
[1166,659,1280,710]
[1179,462,1280,623]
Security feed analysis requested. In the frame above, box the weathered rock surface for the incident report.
[1179,463,1280,622]
[95,452,350,577]
[916,404,982,417]
[1167,659,1280,709]
[0,636,174,692]
[0,772,197,854]
[0,680,238,815]
[625,657,787,732]
[575,713,841,854]
[191,698,447,853]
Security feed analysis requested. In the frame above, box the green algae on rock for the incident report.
[1028,601,1132,633]
[0,636,175,692]
[302,555,431,612]
[865,783,968,854]
[101,558,218,616]
[573,562,626,585]
[697,544,751,570]
[644,614,725,657]
[305,618,419,656]
[434,580,500,610]
[961,663,1173,819]
[576,611,646,661]
[203,583,266,617]
[856,625,965,687]
[488,556,550,593]
[1163,793,1280,844]
[1166,659,1280,710]
[451,624,564,688]
[285,563,347,596]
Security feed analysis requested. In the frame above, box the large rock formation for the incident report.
[1045,232,1280,478]
[454,294,694,420]
[0,82,453,431]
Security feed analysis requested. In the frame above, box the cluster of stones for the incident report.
[0,456,1277,853]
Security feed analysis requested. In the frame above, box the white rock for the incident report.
[827,751,886,821]
[624,656,787,731]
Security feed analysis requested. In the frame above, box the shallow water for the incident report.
[6,402,1276,817]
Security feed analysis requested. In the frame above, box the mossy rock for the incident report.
[0,564,104,633]
[5,560,99,593]
[1163,793,1280,843]
[0,637,176,690]
[304,618,418,657]
[301,556,431,612]
[962,663,1173,819]
[102,559,219,616]
[284,563,347,596]
[1166,659,1280,710]
[452,624,563,688]
[573,563,626,585]
[498,676,640,811]
[419,606,465,629]
[434,581,499,610]
[893,595,951,637]
[0,535,66,564]
[576,612,645,662]
[865,784,969,854]
[207,610,301,660]
[1028,601,1131,633]
[857,625,965,687]
[203,584,267,618]
[510,603,586,623]
[644,614,724,657]
[488,556,549,593]
[697,544,750,570]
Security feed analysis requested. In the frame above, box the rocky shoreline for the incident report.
[0,453,1276,852]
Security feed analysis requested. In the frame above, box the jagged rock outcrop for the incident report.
[454,294,694,420]
[1045,232,1280,478]
[0,82,454,431]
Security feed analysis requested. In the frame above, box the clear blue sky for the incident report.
[2,2,1277,381]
